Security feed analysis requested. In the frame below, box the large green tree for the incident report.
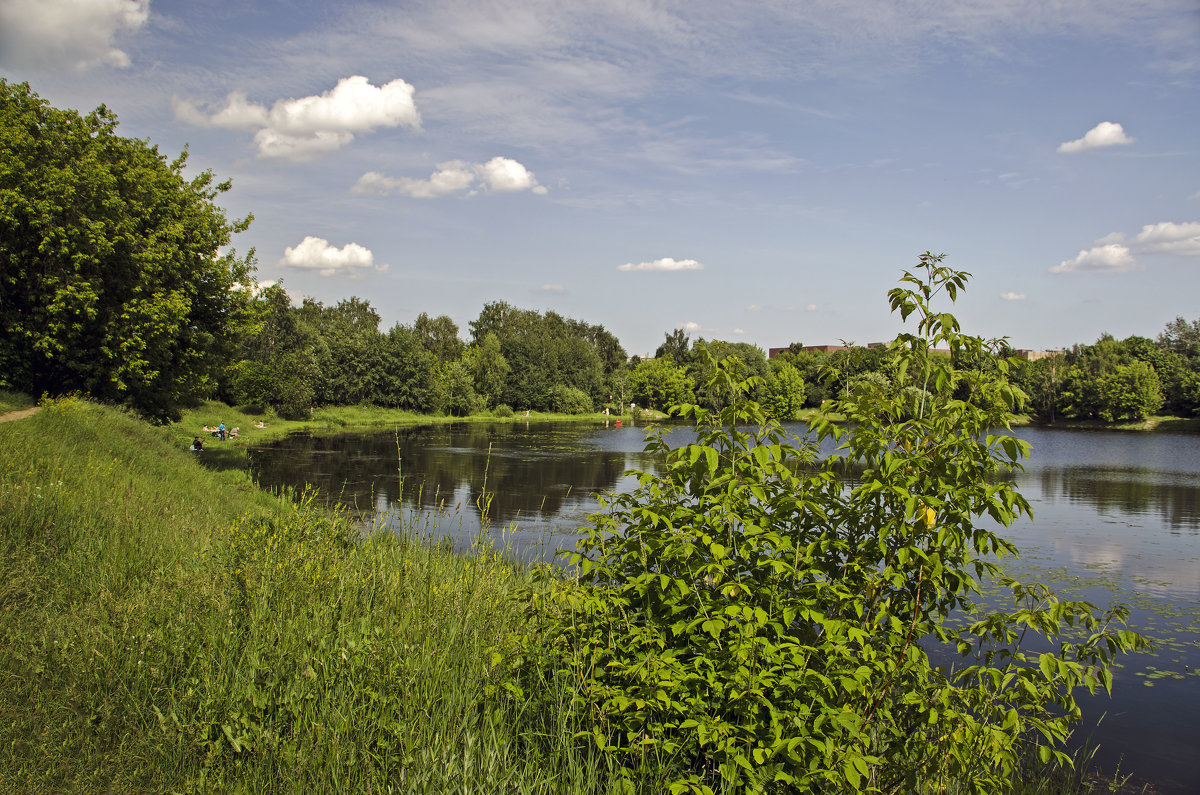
[0,81,255,420]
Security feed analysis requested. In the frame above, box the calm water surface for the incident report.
[247,421,1200,792]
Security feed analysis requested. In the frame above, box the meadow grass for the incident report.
[0,389,36,414]
[0,396,615,793]
[0,395,1159,793]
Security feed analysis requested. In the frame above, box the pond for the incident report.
[246,420,1200,792]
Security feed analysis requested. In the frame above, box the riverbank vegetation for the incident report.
[0,396,606,792]
[2,261,1155,792]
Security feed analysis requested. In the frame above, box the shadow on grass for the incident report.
[192,442,252,473]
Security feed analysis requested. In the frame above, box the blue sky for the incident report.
[2,0,1198,357]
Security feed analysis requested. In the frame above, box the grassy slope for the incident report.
[0,390,36,414]
[0,397,601,793]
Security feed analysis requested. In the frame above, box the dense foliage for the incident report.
[524,257,1143,793]
[0,81,255,421]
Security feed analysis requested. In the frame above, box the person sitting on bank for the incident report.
[230,427,239,439]
[191,436,204,451]
[254,420,266,429]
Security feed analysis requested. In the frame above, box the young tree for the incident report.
[761,358,806,420]
[532,254,1143,793]
[627,357,695,411]
[0,81,255,420]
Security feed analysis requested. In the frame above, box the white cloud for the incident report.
[1050,244,1137,274]
[533,284,566,295]
[479,156,548,193]
[732,328,746,335]
[999,292,1026,301]
[746,304,761,312]
[353,157,545,198]
[805,304,818,312]
[1057,121,1134,154]
[175,76,419,161]
[0,0,148,71]
[278,236,386,277]
[1132,221,1200,256]
[255,129,355,161]
[681,321,702,332]
[617,257,704,272]
[1056,220,1200,274]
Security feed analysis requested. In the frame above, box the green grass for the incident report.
[0,390,35,414]
[0,396,612,793]
[0,395,1162,793]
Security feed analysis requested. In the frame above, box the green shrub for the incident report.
[533,255,1144,793]
[550,384,594,415]
[494,404,515,418]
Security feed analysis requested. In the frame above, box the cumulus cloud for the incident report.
[353,157,546,198]
[0,0,148,71]
[174,76,420,161]
[999,292,1026,301]
[617,257,704,272]
[278,236,386,277]
[533,284,567,295]
[1057,121,1134,154]
[681,321,702,332]
[732,328,746,335]
[1054,220,1200,274]
[1051,244,1137,274]
[1132,221,1200,256]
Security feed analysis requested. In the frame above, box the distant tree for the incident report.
[1097,361,1164,421]
[467,332,510,408]
[761,359,806,420]
[381,324,445,413]
[444,360,481,416]
[1012,354,1067,422]
[468,302,619,411]
[628,357,695,411]
[0,80,255,420]
[226,283,320,418]
[690,340,770,410]
[655,328,692,364]
[1158,316,1200,359]
[306,297,387,405]
[550,384,594,415]
[413,312,465,363]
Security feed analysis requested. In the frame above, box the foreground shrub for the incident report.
[533,255,1144,793]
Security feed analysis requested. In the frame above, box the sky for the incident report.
[2,0,1198,357]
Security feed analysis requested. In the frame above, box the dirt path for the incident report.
[0,407,40,423]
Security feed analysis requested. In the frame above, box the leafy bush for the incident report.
[535,255,1144,793]
[550,384,594,415]
[493,403,514,418]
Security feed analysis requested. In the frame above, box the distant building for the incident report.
[1011,349,1064,361]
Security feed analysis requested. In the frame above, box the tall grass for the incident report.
[0,396,1145,793]
[0,396,611,793]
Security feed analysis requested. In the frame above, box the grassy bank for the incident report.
[0,389,36,414]
[0,395,1159,793]
[0,396,609,793]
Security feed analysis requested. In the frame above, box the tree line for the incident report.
[2,80,1197,425]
